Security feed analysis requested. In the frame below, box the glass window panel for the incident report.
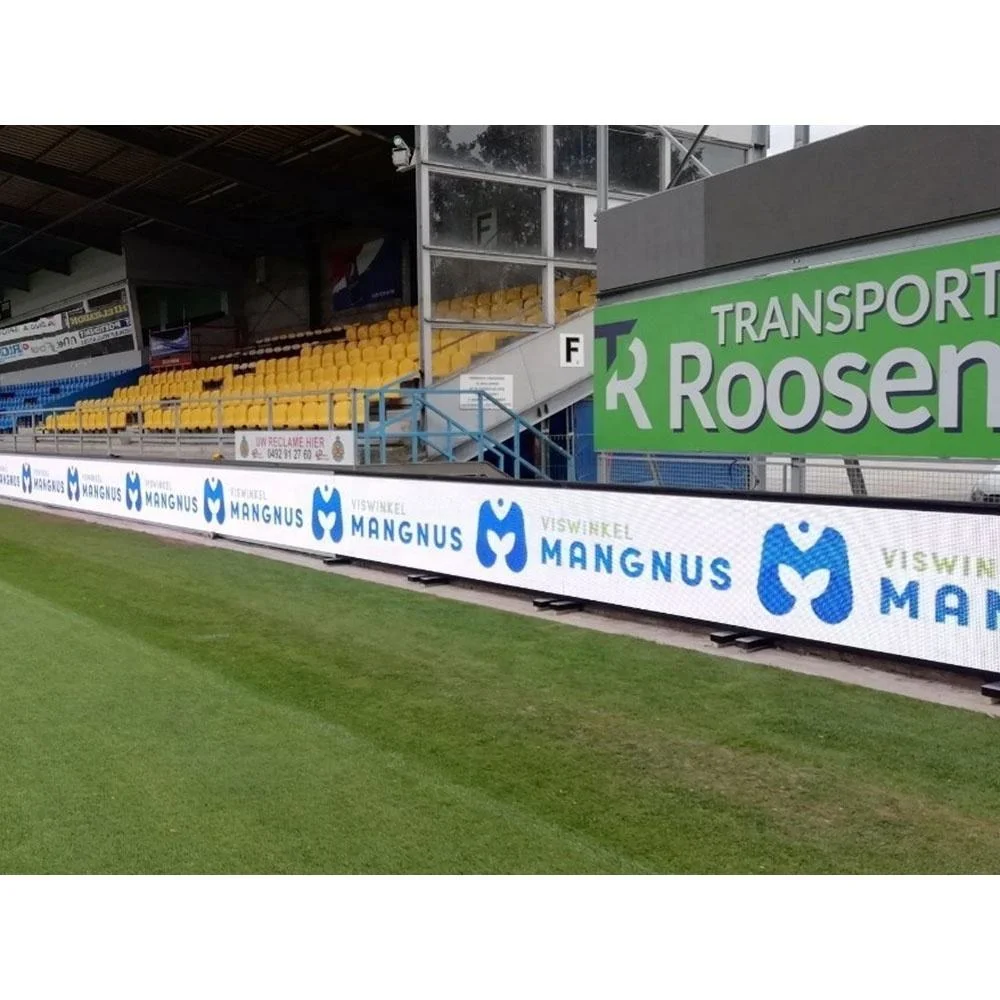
[429,173,543,256]
[670,138,748,187]
[427,126,542,176]
[554,125,596,185]
[554,190,597,262]
[609,126,661,194]
[430,257,543,326]
[555,266,597,321]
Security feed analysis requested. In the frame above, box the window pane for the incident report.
[427,126,542,176]
[555,266,597,321]
[554,190,597,261]
[554,125,596,185]
[429,173,543,256]
[670,138,748,186]
[430,257,544,326]
[609,126,661,194]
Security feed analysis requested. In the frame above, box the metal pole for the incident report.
[666,125,709,189]
[789,125,810,495]
[596,125,609,213]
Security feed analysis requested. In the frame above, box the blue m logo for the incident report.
[203,478,225,525]
[21,463,31,494]
[124,472,142,512]
[757,521,853,625]
[475,498,528,573]
[311,485,343,542]
[67,466,81,502]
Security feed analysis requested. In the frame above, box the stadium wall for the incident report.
[3,454,998,675]
[2,249,126,321]
[0,349,142,388]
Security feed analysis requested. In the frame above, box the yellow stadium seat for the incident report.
[334,350,348,367]
[390,343,406,362]
[286,401,303,428]
[472,332,497,355]
[387,307,400,322]
[272,402,288,429]
[432,353,451,378]
[559,290,580,312]
[375,345,391,362]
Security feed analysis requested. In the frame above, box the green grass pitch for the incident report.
[1,503,999,873]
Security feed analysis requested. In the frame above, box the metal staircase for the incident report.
[425,310,593,462]
[357,311,594,481]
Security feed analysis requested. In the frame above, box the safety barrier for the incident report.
[1,454,998,674]
[2,385,575,481]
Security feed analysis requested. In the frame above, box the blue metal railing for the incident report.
[353,383,576,482]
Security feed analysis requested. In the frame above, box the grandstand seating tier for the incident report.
[40,274,596,435]
[0,370,137,433]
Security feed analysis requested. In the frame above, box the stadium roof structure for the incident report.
[0,125,416,290]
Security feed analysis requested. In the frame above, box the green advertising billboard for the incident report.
[594,233,1000,459]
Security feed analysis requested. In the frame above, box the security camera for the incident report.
[391,135,414,171]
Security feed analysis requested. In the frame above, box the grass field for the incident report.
[1,503,1000,873]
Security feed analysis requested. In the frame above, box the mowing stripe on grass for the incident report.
[2,503,1000,873]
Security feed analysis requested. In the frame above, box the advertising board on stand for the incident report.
[0,318,133,367]
[595,233,1000,459]
[0,297,136,368]
[149,325,193,371]
[1,455,998,674]
[235,430,356,467]
[0,312,64,345]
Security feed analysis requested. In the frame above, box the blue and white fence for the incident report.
[2,455,999,674]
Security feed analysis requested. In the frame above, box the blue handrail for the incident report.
[356,384,575,481]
